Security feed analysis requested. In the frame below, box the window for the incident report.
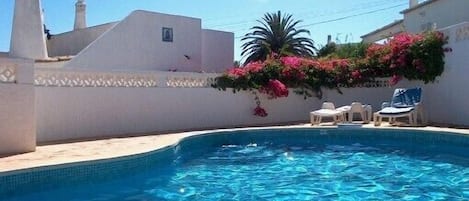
[162,27,173,42]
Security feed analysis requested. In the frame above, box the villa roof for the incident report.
[400,0,441,14]
[361,19,404,39]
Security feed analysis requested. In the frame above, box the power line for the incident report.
[206,0,403,27]
[205,0,406,29]
[297,3,407,28]
[234,3,407,39]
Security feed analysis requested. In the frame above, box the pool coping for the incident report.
[1,124,469,173]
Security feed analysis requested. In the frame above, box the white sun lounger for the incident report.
[374,88,424,126]
[310,102,344,125]
[374,107,416,126]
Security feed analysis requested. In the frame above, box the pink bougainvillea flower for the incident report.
[282,67,306,80]
[268,79,289,98]
[302,58,320,68]
[224,61,264,79]
[389,75,402,86]
[227,68,246,78]
[214,31,447,118]
[244,61,265,73]
[366,44,387,58]
[396,54,408,67]
[339,59,349,68]
[351,70,362,80]
[280,56,302,68]
[316,59,350,71]
[316,60,334,71]
[259,79,289,99]
[254,106,268,117]
[390,33,422,49]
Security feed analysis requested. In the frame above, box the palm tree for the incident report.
[241,11,316,64]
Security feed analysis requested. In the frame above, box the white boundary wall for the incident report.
[36,87,321,142]
[421,22,469,125]
[0,58,36,154]
[35,68,407,142]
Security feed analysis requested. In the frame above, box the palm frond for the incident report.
[241,11,316,64]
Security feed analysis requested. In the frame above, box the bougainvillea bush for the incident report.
[212,31,450,117]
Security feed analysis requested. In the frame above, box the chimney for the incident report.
[9,0,49,59]
[327,35,332,44]
[409,0,418,8]
[74,0,86,30]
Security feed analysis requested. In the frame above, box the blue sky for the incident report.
[0,0,411,61]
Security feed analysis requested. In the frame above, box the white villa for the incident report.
[361,0,469,42]
[6,0,234,73]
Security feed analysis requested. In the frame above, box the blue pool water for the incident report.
[1,129,469,200]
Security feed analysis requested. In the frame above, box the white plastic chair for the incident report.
[336,102,372,123]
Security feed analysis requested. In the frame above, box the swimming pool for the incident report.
[1,128,469,200]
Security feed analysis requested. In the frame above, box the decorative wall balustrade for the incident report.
[166,76,215,88]
[34,69,390,89]
[338,79,391,88]
[0,64,16,84]
[35,70,158,87]
[34,69,218,88]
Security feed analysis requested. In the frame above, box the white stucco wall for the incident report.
[30,70,422,144]
[35,87,316,142]
[47,22,116,57]
[35,74,408,143]
[65,10,203,72]
[0,58,36,155]
[420,22,469,126]
[39,65,469,143]
[403,0,469,33]
[201,29,234,73]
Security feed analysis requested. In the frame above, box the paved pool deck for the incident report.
[1,123,469,173]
